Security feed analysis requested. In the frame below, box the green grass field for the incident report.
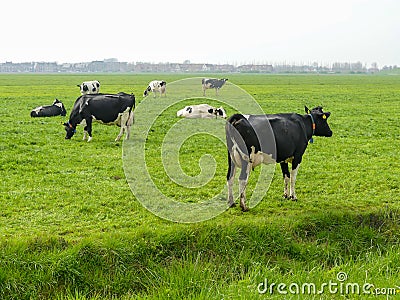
[0,74,399,299]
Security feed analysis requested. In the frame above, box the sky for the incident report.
[1,0,399,67]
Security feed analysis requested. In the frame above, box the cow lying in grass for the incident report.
[177,104,227,119]
[30,99,67,117]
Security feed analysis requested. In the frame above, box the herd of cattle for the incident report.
[30,77,333,210]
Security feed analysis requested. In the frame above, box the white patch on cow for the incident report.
[249,146,276,168]
[54,102,63,108]
[242,114,250,120]
[32,106,43,114]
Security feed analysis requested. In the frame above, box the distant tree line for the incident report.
[0,59,397,74]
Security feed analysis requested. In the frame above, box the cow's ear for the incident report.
[305,106,311,114]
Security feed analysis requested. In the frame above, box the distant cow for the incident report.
[143,80,167,97]
[177,104,227,119]
[77,80,100,95]
[226,106,333,211]
[202,78,228,96]
[63,92,135,142]
[30,99,67,117]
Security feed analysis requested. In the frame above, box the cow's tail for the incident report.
[126,107,135,127]
[226,114,254,162]
[226,114,252,175]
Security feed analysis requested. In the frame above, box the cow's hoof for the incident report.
[228,202,236,208]
[241,206,249,212]
[282,194,289,199]
[289,196,298,201]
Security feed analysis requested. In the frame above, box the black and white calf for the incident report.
[202,78,228,96]
[177,104,227,119]
[226,106,333,211]
[143,80,167,97]
[77,80,100,95]
[30,99,67,117]
[64,92,135,142]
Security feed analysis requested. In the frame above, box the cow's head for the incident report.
[77,83,89,93]
[63,122,76,139]
[143,86,151,97]
[306,106,333,137]
[215,107,227,118]
[53,99,67,116]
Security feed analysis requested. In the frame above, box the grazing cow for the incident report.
[143,80,167,97]
[177,104,227,119]
[63,92,135,142]
[77,80,100,95]
[30,99,67,117]
[226,106,333,211]
[202,78,228,96]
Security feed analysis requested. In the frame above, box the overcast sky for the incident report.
[1,0,399,67]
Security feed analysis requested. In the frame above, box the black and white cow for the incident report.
[177,104,227,119]
[63,92,135,142]
[77,80,100,95]
[30,99,67,117]
[143,80,167,97]
[226,106,332,211]
[202,78,228,96]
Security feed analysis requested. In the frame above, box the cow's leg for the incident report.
[280,162,290,199]
[115,127,125,142]
[238,160,251,212]
[115,114,126,142]
[202,86,206,96]
[289,163,300,201]
[125,112,134,140]
[85,117,93,142]
[227,152,236,208]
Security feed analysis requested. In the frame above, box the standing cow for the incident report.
[63,92,135,142]
[143,80,167,97]
[30,99,67,117]
[226,106,333,211]
[77,80,100,95]
[202,78,228,96]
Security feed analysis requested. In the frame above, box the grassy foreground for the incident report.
[0,74,399,299]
